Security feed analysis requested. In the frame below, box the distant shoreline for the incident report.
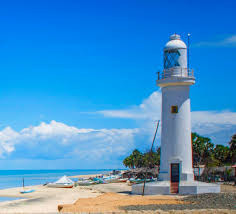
[0,169,115,190]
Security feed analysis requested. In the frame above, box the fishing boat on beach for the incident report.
[20,178,35,194]
[103,175,121,183]
[77,179,96,186]
[46,175,74,188]
[20,189,35,194]
[127,178,155,186]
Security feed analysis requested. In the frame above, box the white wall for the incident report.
[159,85,193,181]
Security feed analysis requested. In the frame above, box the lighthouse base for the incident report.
[132,181,220,195]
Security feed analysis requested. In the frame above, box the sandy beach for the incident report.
[0,184,101,213]
[0,172,132,214]
[0,179,235,213]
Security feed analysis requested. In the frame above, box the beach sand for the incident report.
[0,185,101,213]
[59,184,236,214]
[0,181,235,213]
[58,192,184,213]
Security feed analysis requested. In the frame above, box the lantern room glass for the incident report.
[164,50,180,69]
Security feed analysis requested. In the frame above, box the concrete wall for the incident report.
[159,85,193,181]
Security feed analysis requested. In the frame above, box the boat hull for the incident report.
[20,189,35,194]
[46,184,74,188]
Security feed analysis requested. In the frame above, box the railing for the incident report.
[157,68,194,80]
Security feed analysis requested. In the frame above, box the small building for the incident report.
[193,165,205,176]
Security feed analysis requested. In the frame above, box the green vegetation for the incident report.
[123,147,160,169]
[228,134,236,164]
[123,133,236,169]
[192,132,234,167]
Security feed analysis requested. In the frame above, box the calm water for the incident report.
[0,197,23,202]
[0,169,112,190]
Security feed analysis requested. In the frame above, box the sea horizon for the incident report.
[0,169,122,190]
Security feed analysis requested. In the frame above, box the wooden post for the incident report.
[142,120,160,196]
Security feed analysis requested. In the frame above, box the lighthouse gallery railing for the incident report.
[157,68,194,80]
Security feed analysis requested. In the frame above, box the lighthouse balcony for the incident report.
[156,68,195,87]
[157,68,194,80]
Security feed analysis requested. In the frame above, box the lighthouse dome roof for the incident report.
[164,34,187,51]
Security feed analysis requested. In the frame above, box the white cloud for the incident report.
[0,120,139,161]
[97,91,162,120]
[192,111,236,125]
[0,127,19,156]
[96,91,236,145]
[0,91,235,167]
[194,35,236,47]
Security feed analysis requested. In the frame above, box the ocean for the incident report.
[0,169,112,190]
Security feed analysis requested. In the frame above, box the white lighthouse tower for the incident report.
[157,34,195,186]
[132,34,220,195]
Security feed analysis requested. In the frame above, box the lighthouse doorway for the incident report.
[170,163,180,194]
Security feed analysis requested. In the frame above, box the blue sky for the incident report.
[0,0,235,169]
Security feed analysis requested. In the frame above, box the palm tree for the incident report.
[123,156,135,169]
[192,132,217,167]
[132,149,143,168]
[214,145,230,166]
[228,134,236,164]
[123,149,143,169]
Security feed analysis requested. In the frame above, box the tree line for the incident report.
[123,133,236,169]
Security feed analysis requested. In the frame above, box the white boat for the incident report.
[20,189,35,194]
[20,178,36,193]
[77,180,96,186]
[46,175,74,188]
[103,175,121,183]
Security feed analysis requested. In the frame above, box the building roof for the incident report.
[164,34,187,50]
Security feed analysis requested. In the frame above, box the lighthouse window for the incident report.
[164,50,180,69]
[171,106,178,114]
